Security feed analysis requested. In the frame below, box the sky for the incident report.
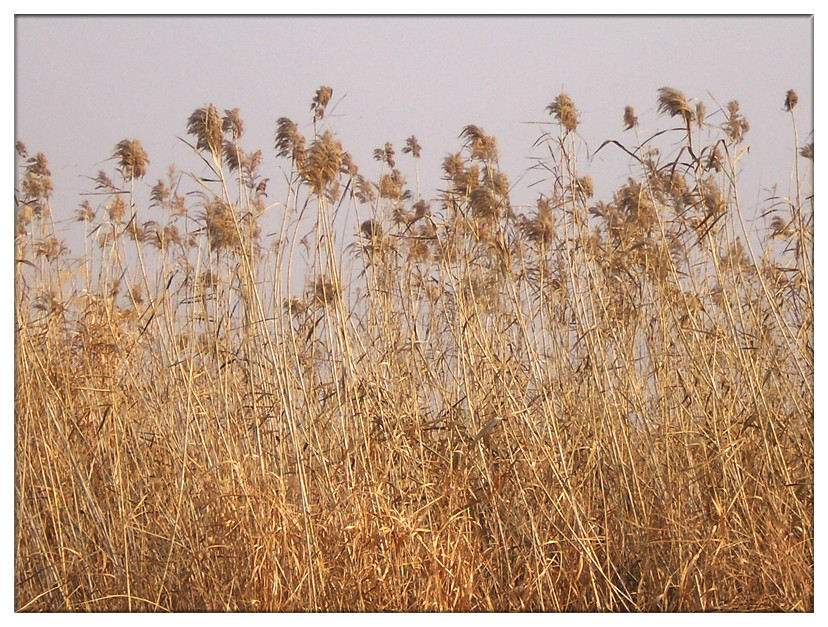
[13,14,814,257]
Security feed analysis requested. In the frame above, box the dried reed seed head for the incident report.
[138,220,160,244]
[402,135,422,159]
[113,139,149,181]
[221,140,243,172]
[33,288,65,314]
[594,203,624,237]
[203,199,242,252]
[460,125,499,162]
[26,152,51,177]
[406,228,433,261]
[799,143,813,160]
[546,93,579,132]
[341,151,358,178]
[17,203,35,234]
[374,142,396,168]
[784,89,799,111]
[657,87,693,123]
[311,85,333,120]
[21,174,53,213]
[150,180,170,206]
[302,130,345,196]
[724,100,750,143]
[521,195,556,245]
[451,164,480,196]
[126,219,144,242]
[255,177,269,197]
[197,270,220,290]
[35,236,67,262]
[15,140,28,158]
[704,145,725,172]
[21,153,53,208]
[613,178,657,231]
[283,297,309,316]
[460,276,500,312]
[442,152,465,180]
[160,224,182,248]
[487,168,510,198]
[222,108,244,141]
[246,149,262,175]
[313,276,341,307]
[412,199,431,220]
[695,101,707,128]
[360,219,384,241]
[354,174,377,204]
[769,215,792,238]
[623,106,638,130]
[378,169,410,201]
[575,175,594,200]
[95,170,115,191]
[107,196,126,222]
[698,177,726,217]
[719,237,750,271]
[187,105,224,156]
[666,171,689,202]
[469,186,499,222]
[129,284,144,305]
[275,117,305,161]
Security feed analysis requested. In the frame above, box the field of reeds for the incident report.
[14,86,813,612]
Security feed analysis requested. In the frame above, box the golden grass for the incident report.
[14,87,813,612]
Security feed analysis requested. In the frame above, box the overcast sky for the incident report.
[14,14,813,254]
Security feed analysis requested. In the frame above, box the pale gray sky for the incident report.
[14,15,814,251]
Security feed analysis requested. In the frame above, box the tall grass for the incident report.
[14,86,813,611]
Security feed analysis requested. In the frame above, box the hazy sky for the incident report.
[14,15,814,252]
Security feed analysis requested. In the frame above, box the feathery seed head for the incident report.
[302,130,344,196]
[203,198,242,252]
[699,176,726,217]
[521,195,557,246]
[378,169,408,201]
[354,174,377,204]
[222,108,244,141]
[657,87,693,123]
[724,100,750,143]
[623,106,638,130]
[402,135,422,159]
[311,86,333,121]
[575,174,594,200]
[275,117,307,167]
[460,125,499,162]
[313,276,341,307]
[546,93,579,132]
[107,196,126,223]
[769,215,792,238]
[784,89,799,111]
[360,219,384,241]
[695,101,707,128]
[187,105,223,157]
[374,142,396,168]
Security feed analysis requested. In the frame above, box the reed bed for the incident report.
[14,87,813,611]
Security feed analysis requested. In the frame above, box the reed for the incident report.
[14,86,813,611]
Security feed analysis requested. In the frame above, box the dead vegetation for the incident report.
[14,86,813,611]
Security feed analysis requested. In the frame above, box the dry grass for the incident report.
[14,87,813,612]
